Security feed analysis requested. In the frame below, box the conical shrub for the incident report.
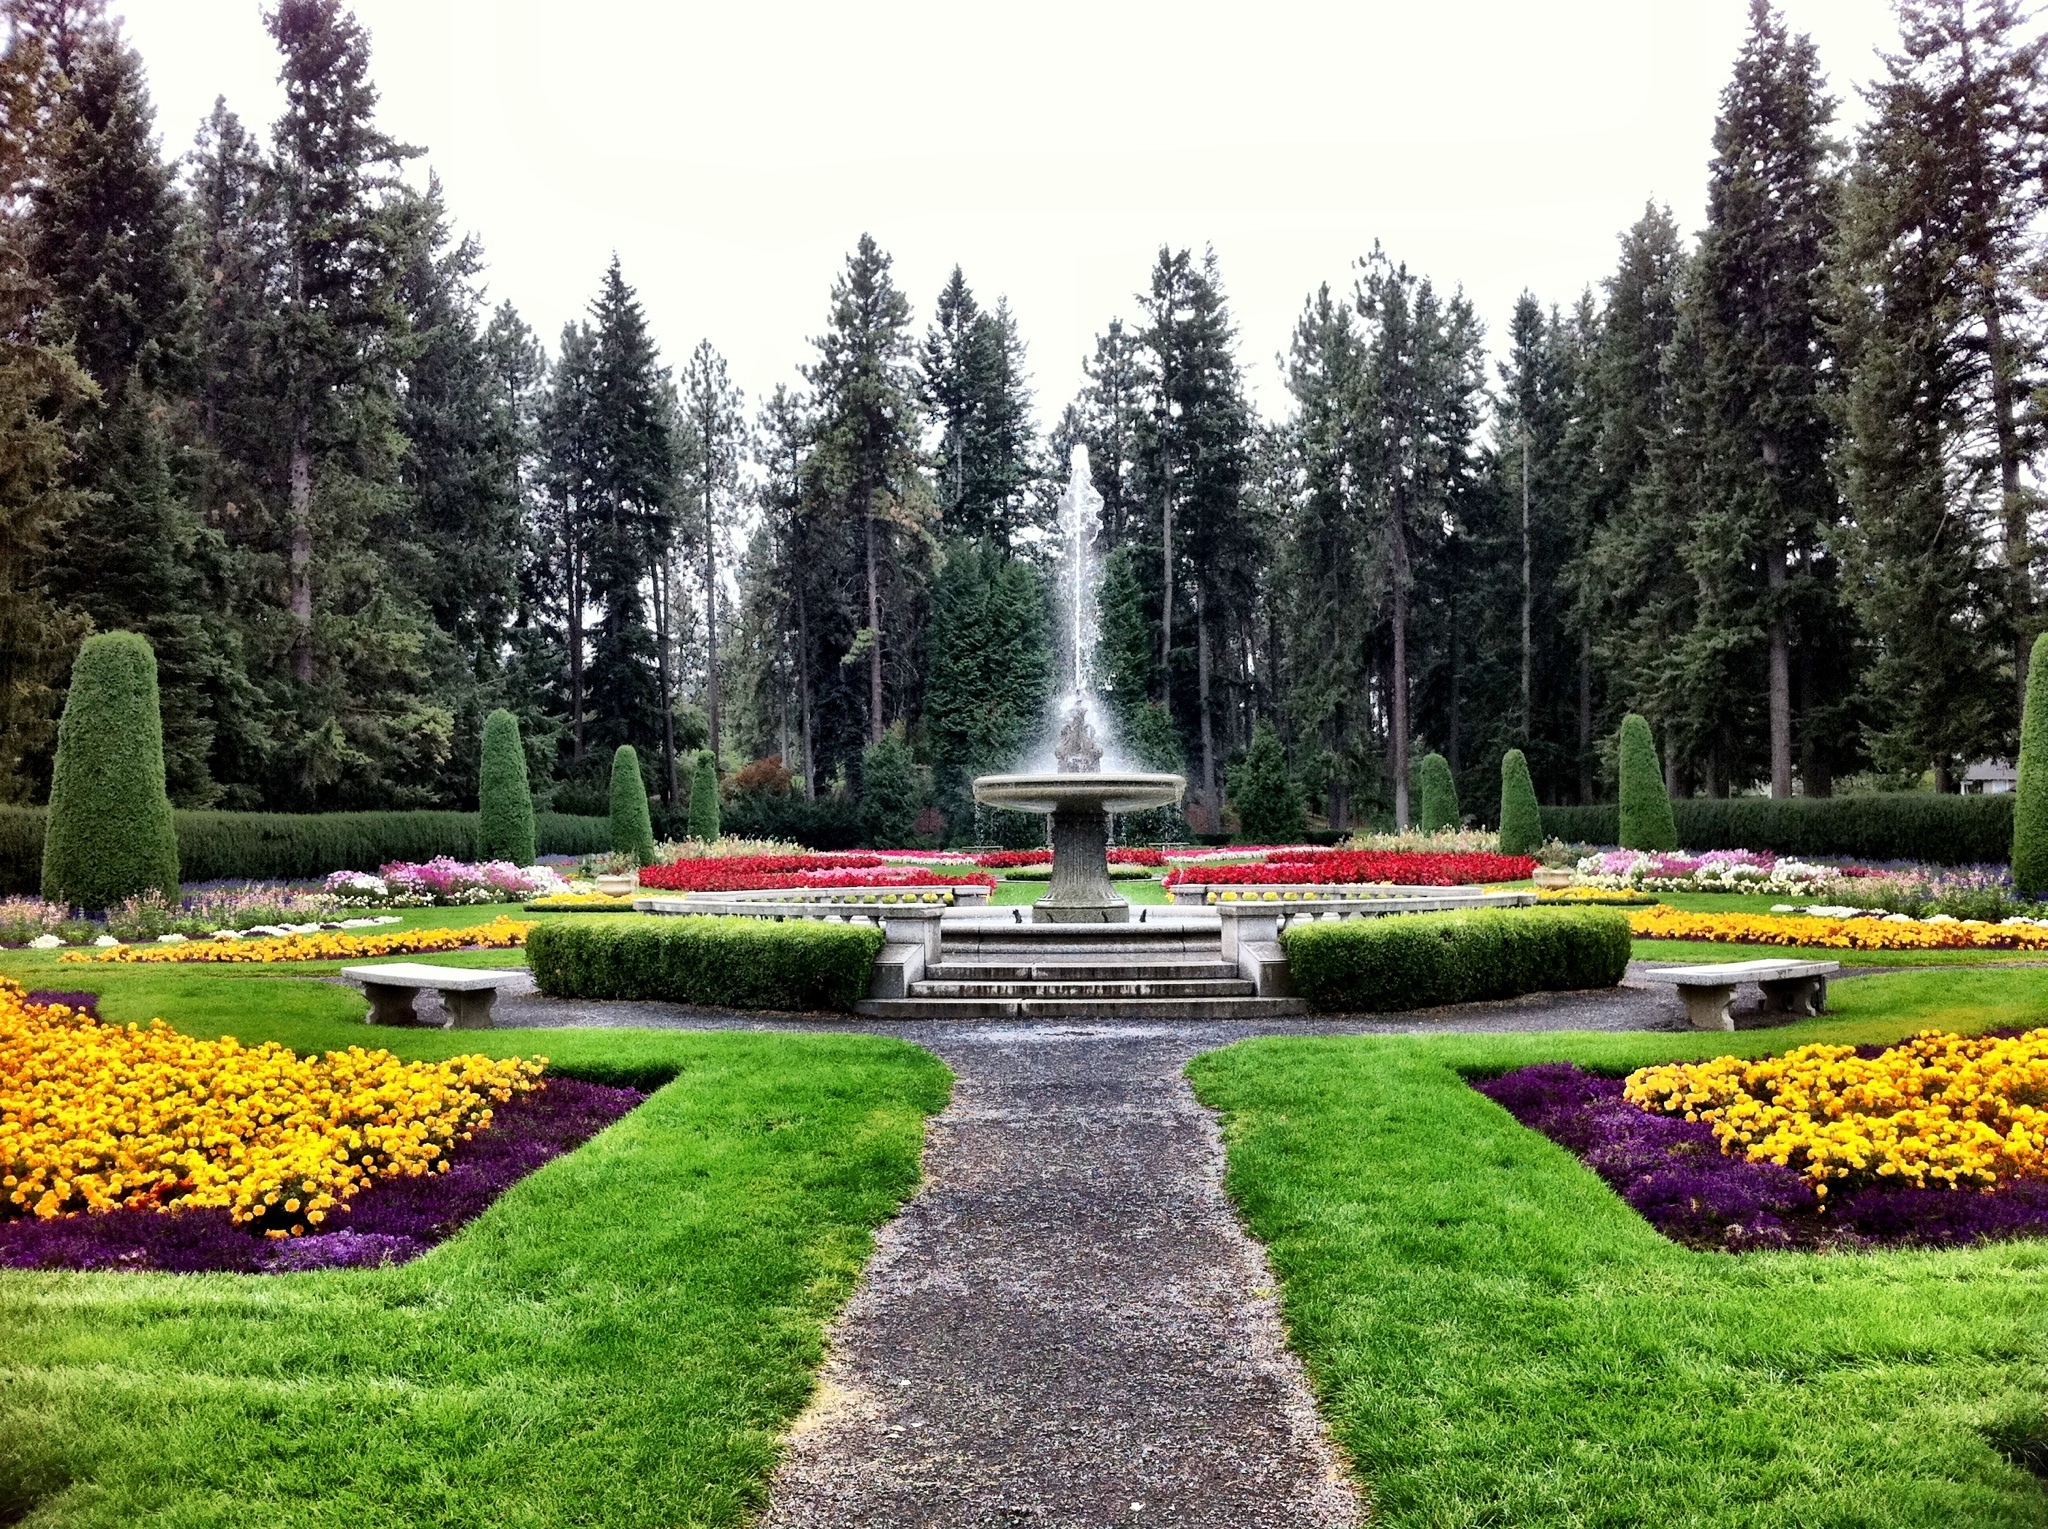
[1228,719,1306,844]
[609,744,657,866]
[41,631,180,911]
[1617,713,1678,851]
[1498,748,1542,857]
[2015,633,2048,896]
[1417,752,1459,834]
[688,750,721,843]
[477,709,536,865]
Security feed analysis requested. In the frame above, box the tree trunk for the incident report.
[1766,544,1792,798]
[566,494,585,763]
[1196,582,1216,825]
[864,502,883,743]
[796,586,816,800]
[1390,490,1411,830]
[1520,425,1533,741]
[1578,629,1593,804]
[289,431,314,683]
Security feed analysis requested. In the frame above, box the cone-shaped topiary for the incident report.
[609,744,657,866]
[859,725,924,849]
[477,709,536,865]
[1227,719,1307,843]
[2015,633,2048,896]
[41,631,180,911]
[687,750,721,843]
[1617,713,1678,851]
[1416,752,1459,834]
[1498,748,1542,856]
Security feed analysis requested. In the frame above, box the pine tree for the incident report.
[1617,712,1678,851]
[921,268,1039,549]
[476,708,535,865]
[1228,718,1305,843]
[922,539,1052,835]
[41,630,180,910]
[1416,752,1459,833]
[608,742,656,865]
[1498,748,1542,856]
[687,748,720,843]
[858,723,922,848]
[679,340,746,769]
[1068,319,1148,550]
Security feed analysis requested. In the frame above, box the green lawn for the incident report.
[0,979,950,1528]
[989,873,1169,906]
[1189,966,2048,1528]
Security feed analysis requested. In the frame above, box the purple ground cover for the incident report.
[1476,1061,2048,1252]
[25,991,99,1016]
[0,1076,642,1274]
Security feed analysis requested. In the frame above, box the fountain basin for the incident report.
[974,771,1186,924]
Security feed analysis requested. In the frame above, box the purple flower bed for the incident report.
[25,991,99,1016]
[1475,1061,2048,1253]
[0,1076,642,1274]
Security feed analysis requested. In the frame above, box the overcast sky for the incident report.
[115,0,1905,426]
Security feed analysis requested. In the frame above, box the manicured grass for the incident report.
[990,873,1168,906]
[0,985,950,1527]
[1632,938,2048,967]
[1189,965,2048,1528]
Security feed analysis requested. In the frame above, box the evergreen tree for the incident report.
[1416,751,1459,833]
[858,722,922,848]
[476,707,535,865]
[1068,318,1148,550]
[41,630,179,909]
[1228,718,1305,843]
[2015,633,2048,896]
[608,742,656,865]
[1094,544,1158,732]
[1617,712,1678,850]
[1498,747,1542,856]
[679,339,746,768]
[921,268,1039,548]
[687,748,720,843]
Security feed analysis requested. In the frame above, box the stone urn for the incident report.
[1531,866,1574,889]
[596,872,639,897]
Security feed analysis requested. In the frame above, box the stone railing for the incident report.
[646,883,990,909]
[1167,882,1511,907]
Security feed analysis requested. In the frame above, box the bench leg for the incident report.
[1680,984,1737,1031]
[440,988,496,1030]
[361,982,423,1027]
[1759,976,1826,1017]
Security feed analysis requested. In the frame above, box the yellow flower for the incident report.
[60,917,533,965]
[1627,905,2048,952]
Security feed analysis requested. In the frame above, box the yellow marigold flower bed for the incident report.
[1537,887,1658,906]
[60,916,533,964]
[1627,904,2048,951]
[0,978,543,1229]
[1626,1029,2048,1193]
[523,893,639,910]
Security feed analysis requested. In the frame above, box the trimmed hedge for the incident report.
[1416,751,1458,834]
[527,914,884,1012]
[2018,632,2048,895]
[1281,907,1632,1013]
[1497,748,1542,857]
[0,807,610,895]
[477,709,537,866]
[42,631,181,911]
[688,751,721,843]
[1539,794,2016,866]
[1616,713,1676,851]
[611,745,658,865]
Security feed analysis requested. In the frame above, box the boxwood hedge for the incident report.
[1540,793,2015,866]
[527,914,884,1012]
[1280,906,1632,1013]
[0,807,610,895]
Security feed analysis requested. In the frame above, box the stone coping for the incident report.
[653,883,990,907]
[1169,882,1507,906]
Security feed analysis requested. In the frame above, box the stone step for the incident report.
[909,978,1259,1000]
[924,960,1240,983]
[853,995,1310,1021]
[941,934,1223,959]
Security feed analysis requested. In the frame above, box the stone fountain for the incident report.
[974,449,1185,924]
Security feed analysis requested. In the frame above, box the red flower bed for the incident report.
[638,854,990,893]
[1162,850,1535,887]
[975,848,1164,869]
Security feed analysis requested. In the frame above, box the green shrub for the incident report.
[859,725,923,848]
[1416,751,1458,834]
[1498,749,1542,856]
[704,793,863,850]
[1616,713,1677,851]
[1281,906,1632,1013]
[1537,795,2016,866]
[41,632,180,911]
[687,751,721,843]
[2018,633,2048,895]
[1229,719,1306,843]
[610,745,657,866]
[527,914,883,1012]
[477,709,537,866]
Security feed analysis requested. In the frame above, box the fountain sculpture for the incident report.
[973,446,1185,923]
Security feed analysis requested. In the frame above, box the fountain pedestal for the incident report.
[972,771,1187,926]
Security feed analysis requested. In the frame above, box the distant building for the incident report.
[1963,759,2018,794]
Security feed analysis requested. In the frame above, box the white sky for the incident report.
[113,0,1904,425]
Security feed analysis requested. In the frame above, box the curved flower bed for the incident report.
[639,854,992,893]
[1163,849,1535,887]
[0,979,543,1233]
[1480,1051,2048,1251]
[60,917,533,964]
[974,848,1164,869]
[328,860,559,907]
[1627,904,2048,951]
[1573,849,1840,896]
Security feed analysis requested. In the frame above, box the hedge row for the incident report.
[0,807,612,894]
[1280,907,1632,1013]
[1539,794,2015,866]
[526,915,883,1012]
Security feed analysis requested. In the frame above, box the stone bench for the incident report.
[1639,958,1840,1031]
[342,963,522,1029]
